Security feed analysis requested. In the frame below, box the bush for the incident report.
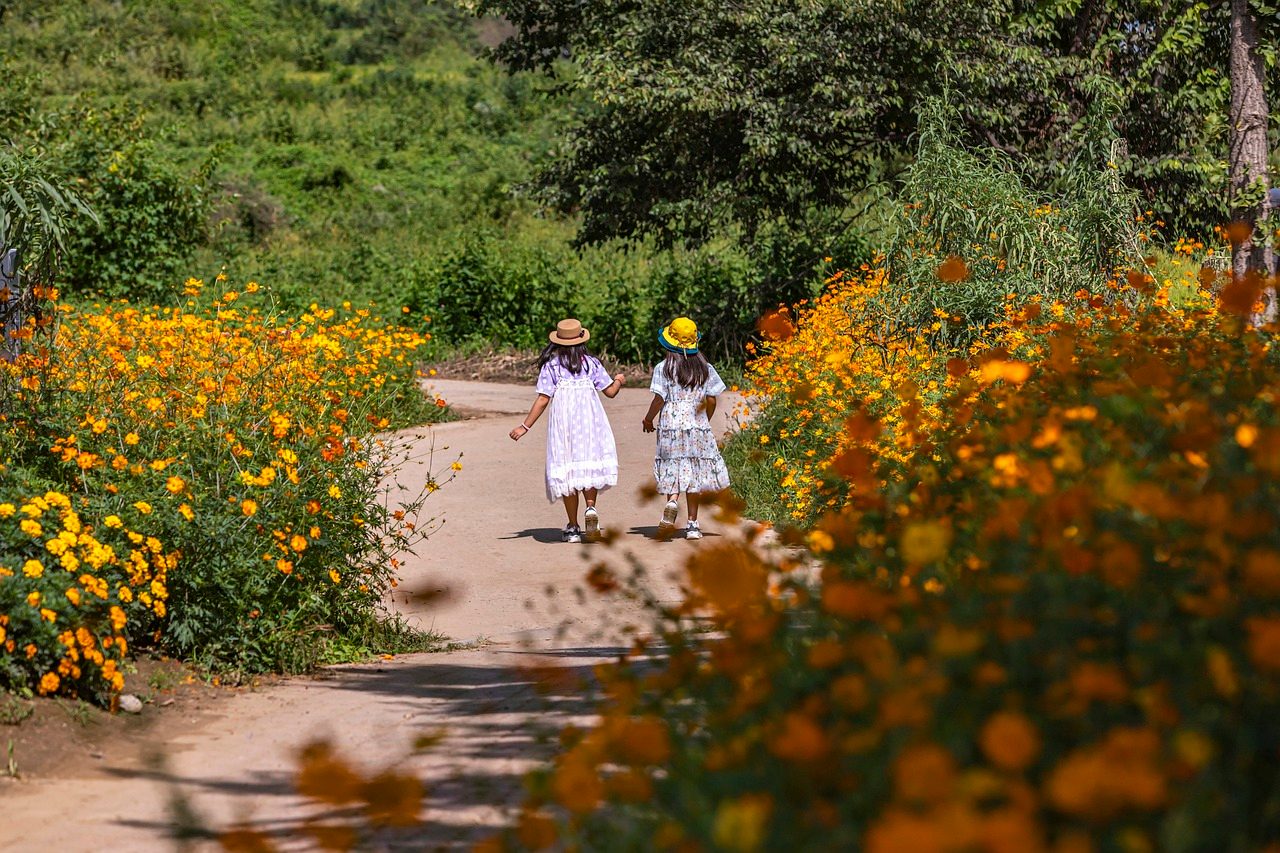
[880,100,1141,347]
[0,279,452,691]
[492,279,1280,851]
[54,106,211,304]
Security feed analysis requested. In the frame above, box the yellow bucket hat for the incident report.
[659,317,699,354]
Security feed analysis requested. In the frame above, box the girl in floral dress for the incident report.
[641,317,731,540]
[510,318,624,542]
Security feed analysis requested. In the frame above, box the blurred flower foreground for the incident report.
[486,260,1280,852]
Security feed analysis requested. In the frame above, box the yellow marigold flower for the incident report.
[0,503,14,518]
[290,534,307,553]
[104,514,123,528]
[241,499,258,517]
[276,559,294,574]
[807,530,835,554]
[451,461,463,471]
[65,587,81,606]
[178,503,195,521]
[712,794,773,853]
[38,672,60,695]
[328,485,342,499]
[22,559,43,578]
[329,569,341,584]
[165,475,185,494]
[20,518,42,537]
[899,520,952,565]
[124,432,140,446]
[40,608,57,623]
[133,501,152,515]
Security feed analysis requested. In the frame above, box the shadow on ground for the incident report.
[116,653,654,849]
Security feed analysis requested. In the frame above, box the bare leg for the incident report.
[687,491,700,522]
[584,488,598,508]
[562,492,579,526]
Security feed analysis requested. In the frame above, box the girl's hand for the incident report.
[642,418,655,433]
[510,424,529,441]
[614,373,626,386]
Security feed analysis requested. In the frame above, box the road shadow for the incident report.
[128,652,663,849]
[498,527,564,543]
[627,525,721,540]
[500,527,620,545]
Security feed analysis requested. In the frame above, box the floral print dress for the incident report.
[650,362,731,494]
[537,356,619,501]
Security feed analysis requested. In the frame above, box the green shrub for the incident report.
[882,99,1140,347]
[54,106,210,304]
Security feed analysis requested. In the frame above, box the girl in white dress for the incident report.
[510,319,624,542]
[641,317,731,540]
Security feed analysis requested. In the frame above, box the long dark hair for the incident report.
[663,350,710,390]
[539,341,593,374]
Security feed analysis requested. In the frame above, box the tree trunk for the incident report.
[1229,0,1275,286]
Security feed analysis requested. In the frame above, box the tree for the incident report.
[475,0,1010,252]
[1228,0,1274,277]
[477,0,1279,255]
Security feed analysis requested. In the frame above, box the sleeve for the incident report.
[535,362,557,397]
[705,364,727,396]
[649,364,668,399]
[588,357,612,391]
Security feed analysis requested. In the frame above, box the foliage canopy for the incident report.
[479,0,1280,246]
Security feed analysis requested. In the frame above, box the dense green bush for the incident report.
[54,107,211,303]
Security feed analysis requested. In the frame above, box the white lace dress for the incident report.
[537,357,619,501]
[650,362,731,494]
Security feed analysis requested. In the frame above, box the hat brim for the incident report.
[658,326,698,354]
[550,329,590,345]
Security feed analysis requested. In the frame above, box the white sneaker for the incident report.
[584,506,600,541]
[659,500,678,532]
[562,524,582,543]
[685,520,702,540]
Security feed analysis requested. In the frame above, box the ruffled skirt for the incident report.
[653,427,730,494]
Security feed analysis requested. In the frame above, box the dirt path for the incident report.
[1,380,747,851]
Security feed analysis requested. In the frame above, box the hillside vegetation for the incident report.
[2,0,782,362]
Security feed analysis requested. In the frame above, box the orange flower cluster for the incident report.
[0,490,166,696]
[492,275,1280,850]
[0,280,449,693]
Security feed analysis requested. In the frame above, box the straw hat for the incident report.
[549,318,590,346]
[659,317,699,354]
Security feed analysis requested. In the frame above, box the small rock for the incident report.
[89,751,104,760]
[118,694,143,714]
[158,698,175,707]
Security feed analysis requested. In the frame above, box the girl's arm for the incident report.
[642,394,665,433]
[601,373,626,399]
[510,394,551,441]
[704,395,717,420]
